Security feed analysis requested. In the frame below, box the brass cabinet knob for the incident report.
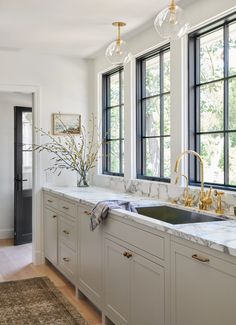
[123,251,132,258]
[63,257,70,262]
[63,230,70,235]
[62,206,69,210]
[192,254,209,263]
[52,215,57,219]
[84,210,92,215]
[47,199,53,203]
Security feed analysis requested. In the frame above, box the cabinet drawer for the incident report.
[44,193,58,210]
[58,199,76,217]
[59,215,77,251]
[58,244,77,283]
[104,218,165,260]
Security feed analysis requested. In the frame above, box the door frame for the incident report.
[0,84,42,265]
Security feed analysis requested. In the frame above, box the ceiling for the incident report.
[0,0,182,58]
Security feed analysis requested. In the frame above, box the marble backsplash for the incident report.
[92,175,236,217]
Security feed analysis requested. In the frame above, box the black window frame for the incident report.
[136,44,171,183]
[189,12,236,191]
[102,67,124,176]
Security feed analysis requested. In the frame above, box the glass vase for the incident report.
[77,171,89,187]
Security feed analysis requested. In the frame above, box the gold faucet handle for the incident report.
[214,190,224,197]
[214,190,224,214]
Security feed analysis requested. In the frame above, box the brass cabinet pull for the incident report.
[52,215,57,219]
[84,210,92,215]
[47,199,53,203]
[192,254,210,263]
[62,206,69,210]
[63,230,70,235]
[123,251,132,258]
[63,257,70,262]
[126,252,133,258]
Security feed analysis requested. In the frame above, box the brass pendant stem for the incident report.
[112,21,126,46]
[117,25,121,46]
[169,0,176,13]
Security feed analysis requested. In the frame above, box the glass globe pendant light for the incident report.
[105,22,132,66]
[154,0,189,40]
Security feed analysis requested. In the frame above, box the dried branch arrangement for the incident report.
[31,113,101,186]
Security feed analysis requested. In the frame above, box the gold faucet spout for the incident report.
[174,150,205,198]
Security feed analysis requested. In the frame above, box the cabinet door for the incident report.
[44,208,58,265]
[130,254,165,325]
[171,242,236,325]
[79,207,102,307]
[104,239,130,325]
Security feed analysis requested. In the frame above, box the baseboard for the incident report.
[0,228,14,239]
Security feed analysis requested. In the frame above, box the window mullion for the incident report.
[224,23,229,185]
[160,52,164,178]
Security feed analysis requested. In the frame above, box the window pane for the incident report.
[199,133,224,184]
[121,140,124,174]
[229,77,236,130]
[109,73,120,106]
[229,22,236,76]
[144,56,160,97]
[143,138,160,177]
[200,81,224,132]
[121,70,124,104]
[229,132,236,185]
[108,107,120,139]
[163,94,170,135]
[163,51,170,92]
[108,140,120,173]
[164,137,171,178]
[121,105,124,138]
[144,97,160,136]
[200,28,224,83]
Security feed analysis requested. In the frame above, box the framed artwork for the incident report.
[53,113,81,135]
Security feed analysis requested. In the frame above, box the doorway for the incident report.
[0,85,41,265]
[14,107,32,245]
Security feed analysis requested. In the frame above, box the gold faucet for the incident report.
[175,174,194,207]
[174,150,212,210]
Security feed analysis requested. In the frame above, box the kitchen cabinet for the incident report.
[44,207,58,265]
[171,240,236,325]
[104,237,166,325]
[78,205,103,308]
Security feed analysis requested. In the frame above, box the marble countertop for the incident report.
[43,185,236,258]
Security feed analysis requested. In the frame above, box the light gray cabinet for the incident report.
[78,205,103,308]
[171,241,236,325]
[104,238,166,325]
[104,239,130,325]
[44,207,58,265]
[130,253,165,325]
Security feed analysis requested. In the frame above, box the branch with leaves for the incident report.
[28,113,101,183]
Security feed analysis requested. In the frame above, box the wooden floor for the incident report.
[0,239,102,325]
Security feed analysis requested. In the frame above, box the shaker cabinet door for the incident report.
[44,207,58,265]
[130,254,165,325]
[171,242,236,325]
[104,239,130,325]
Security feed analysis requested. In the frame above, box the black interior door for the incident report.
[14,107,32,245]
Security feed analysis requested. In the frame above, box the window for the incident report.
[136,46,171,182]
[189,13,236,189]
[102,68,124,175]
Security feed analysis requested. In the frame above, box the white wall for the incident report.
[0,51,90,187]
[90,0,236,196]
[0,93,32,239]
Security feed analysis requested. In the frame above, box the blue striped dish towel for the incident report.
[90,200,137,231]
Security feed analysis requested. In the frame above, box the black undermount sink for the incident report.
[135,205,226,225]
